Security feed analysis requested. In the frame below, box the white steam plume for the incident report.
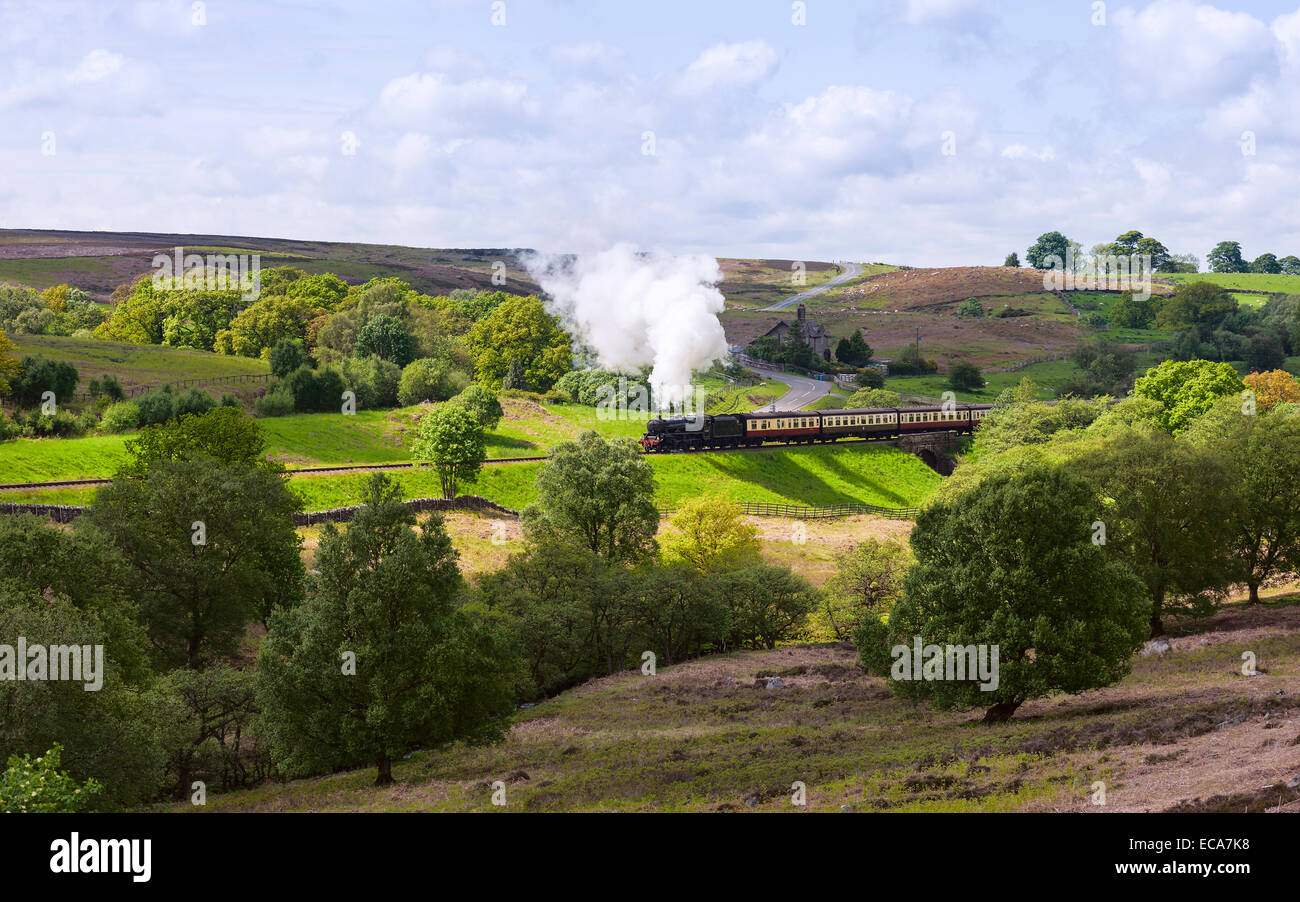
[524,243,730,408]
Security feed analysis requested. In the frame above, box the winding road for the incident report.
[748,365,833,412]
[760,261,863,311]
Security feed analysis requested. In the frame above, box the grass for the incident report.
[156,594,1300,812]
[0,398,645,484]
[281,443,940,513]
[0,256,115,288]
[704,379,788,413]
[884,358,1080,402]
[1157,272,1300,294]
[7,334,270,393]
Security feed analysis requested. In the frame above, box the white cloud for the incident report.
[69,49,122,84]
[674,41,778,95]
[902,0,979,24]
[1111,1,1276,102]
[1001,144,1056,163]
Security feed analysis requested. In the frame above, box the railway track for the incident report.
[0,436,918,492]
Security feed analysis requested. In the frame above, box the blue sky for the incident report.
[2,0,1299,265]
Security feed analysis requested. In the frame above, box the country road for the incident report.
[748,365,833,411]
[760,261,863,311]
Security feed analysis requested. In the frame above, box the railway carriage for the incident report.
[742,411,821,444]
[821,408,897,440]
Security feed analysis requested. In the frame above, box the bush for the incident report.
[175,388,216,419]
[135,386,176,426]
[0,410,19,441]
[398,357,468,406]
[88,374,125,401]
[450,383,503,429]
[284,366,347,413]
[717,564,819,649]
[0,745,102,813]
[855,367,885,390]
[947,361,984,391]
[269,338,308,378]
[10,356,78,409]
[339,356,401,410]
[100,401,141,433]
[20,408,85,438]
[255,385,295,417]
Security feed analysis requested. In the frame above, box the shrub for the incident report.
[135,386,176,426]
[339,356,401,410]
[450,383,503,429]
[175,388,217,419]
[269,338,308,378]
[100,401,141,433]
[717,564,819,649]
[0,744,102,813]
[255,385,295,417]
[398,357,467,406]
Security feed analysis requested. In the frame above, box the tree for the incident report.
[1207,241,1247,273]
[269,338,308,377]
[9,356,78,408]
[1155,281,1237,328]
[398,357,467,406]
[1279,255,1300,276]
[354,314,416,367]
[283,365,347,413]
[659,495,761,573]
[0,329,19,395]
[947,361,983,391]
[854,367,884,390]
[846,388,901,408]
[86,457,304,668]
[1003,252,1020,268]
[450,384,504,430]
[467,295,571,391]
[1246,332,1286,372]
[1074,426,1232,635]
[1026,231,1071,269]
[1133,359,1246,434]
[835,336,855,364]
[718,564,818,649]
[625,564,729,666]
[1250,253,1282,274]
[1134,237,1172,273]
[120,407,275,478]
[958,298,984,317]
[410,404,486,500]
[474,539,622,697]
[856,465,1148,721]
[0,745,102,813]
[1243,369,1300,411]
[847,329,872,364]
[256,474,517,786]
[523,431,658,562]
[1108,294,1156,329]
[1211,412,1300,604]
[821,539,909,640]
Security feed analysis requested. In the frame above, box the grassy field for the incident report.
[0,256,116,288]
[8,334,270,393]
[159,593,1300,813]
[703,379,789,413]
[1157,272,1300,294]
[884,358,1078,402]
[280,443,939,512]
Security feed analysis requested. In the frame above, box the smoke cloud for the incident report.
[524,244,730,407]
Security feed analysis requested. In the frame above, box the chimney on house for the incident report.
[797,303,806,324]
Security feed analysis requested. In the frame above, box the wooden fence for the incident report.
[659,500,918,520]
[1,494,518,526]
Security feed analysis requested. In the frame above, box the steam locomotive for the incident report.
[639,403,995,452]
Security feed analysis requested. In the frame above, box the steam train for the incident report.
[639,403,995,452]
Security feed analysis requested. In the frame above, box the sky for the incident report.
[1,0,1299,266]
